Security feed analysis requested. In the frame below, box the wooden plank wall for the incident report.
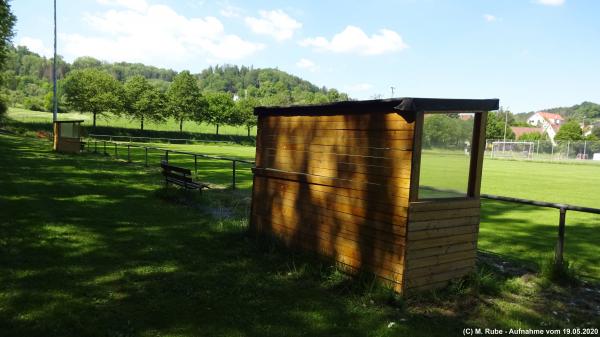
[403,199,481,292]
[251,112,415,291]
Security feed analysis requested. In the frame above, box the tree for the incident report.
[486,111,515,140]
[63,68,123,128]
[235,97,259,136]
[203,91,235,135]
[555,121,583,141]
[0,0,16,117]
[592,126,600,139]
[167,70,203,133]
[123,75,165,131]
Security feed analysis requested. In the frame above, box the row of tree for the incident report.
[63,68,261,135]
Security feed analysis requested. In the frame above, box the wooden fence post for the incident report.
[555,208,566,267]
[127,144,131,162]
[103,141,106,155]
[114,143,117,157]
[145,147,148,167]
[165,150,169,164]
[194,155,198,174]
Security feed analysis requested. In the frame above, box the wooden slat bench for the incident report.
[161,162,209,191]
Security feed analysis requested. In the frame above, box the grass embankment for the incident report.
[7,107,256,137]
[2,134,598,336]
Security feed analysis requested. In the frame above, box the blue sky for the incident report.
[11,0,600,113]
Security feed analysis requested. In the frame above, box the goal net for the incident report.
[491,141,534,159]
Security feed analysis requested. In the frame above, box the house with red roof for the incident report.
[527,111,564,145]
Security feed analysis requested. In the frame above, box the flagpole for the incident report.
[52,0,58,122]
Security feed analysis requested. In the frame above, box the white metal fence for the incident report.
[485,139,600,162]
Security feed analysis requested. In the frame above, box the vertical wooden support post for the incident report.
[232,160,236,190]
[555,208,566,267]
[94,141,97,153]
[194,155,198,174]
[103,141,107,155]
[145,147,148,167]
[127,144,131,162]
[165,150,169,164]
[114,143,117,157]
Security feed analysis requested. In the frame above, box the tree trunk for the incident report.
[140,116,144,131]
[216,124,219,135]
[93,112,97,129]
[179,119,183,133]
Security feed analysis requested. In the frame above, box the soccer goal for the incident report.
[490,141,535,159]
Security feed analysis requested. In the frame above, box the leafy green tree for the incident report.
[592,126,600,139]
[167,70,203,133]
[203,91,235,135]
[0,0,16,117]
[235,97,258,137]
[486,111,515,140]
[555,121,583,141]
[63,68,123,128]
[123,75,165,131]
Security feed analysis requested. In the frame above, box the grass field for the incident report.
[2,134,599,336]
[7,107,256,136]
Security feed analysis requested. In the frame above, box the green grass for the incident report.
[419,150,600,279]
[7,107,256,136]
[2,134,599,336]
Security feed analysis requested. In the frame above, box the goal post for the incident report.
[491,141,535,159]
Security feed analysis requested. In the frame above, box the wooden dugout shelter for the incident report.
[250,97,499,293]
[53,120,84,153]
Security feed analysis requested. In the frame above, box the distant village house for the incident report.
[526,112,565,145]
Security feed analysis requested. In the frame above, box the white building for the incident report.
[527,112,564,145]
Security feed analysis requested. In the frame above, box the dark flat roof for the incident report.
[254,97,499,116]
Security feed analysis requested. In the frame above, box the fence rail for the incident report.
[481,193,600,272]
[89,133,230,144]
[85,139,255,189]
[485,139,600,162]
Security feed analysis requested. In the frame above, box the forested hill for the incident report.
[515,101,600,122]
[1,45,348,111]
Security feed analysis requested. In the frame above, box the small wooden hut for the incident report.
[53,120,84,153]
[250,97,499,293]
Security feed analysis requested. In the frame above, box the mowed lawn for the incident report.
[0,134,464,337]
[421,151,600,278]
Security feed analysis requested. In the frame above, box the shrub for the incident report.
[23,97,45,111]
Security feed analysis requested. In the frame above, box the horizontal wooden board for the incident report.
[257,178,409,219]
[264,113,409,124]
[265,144,413,160]
[407,233,478,250]
[405,250,476,270]
[264,155,412,180]
[405,280,449,293]
[256,176,410,212]
[263,136,414,148]
[405,242,476,259]
[263,149,412,171]
[253,168,411,197]
[405,266,474,289]
[408,208,481,222]
[408,216,480,232]
[409,199,481,212]
[263,129,414,141]
[262,161,412,186]
[405,258,476,279]
[255,196,407,235]
[262,219,404,283]
[407,224,477,241]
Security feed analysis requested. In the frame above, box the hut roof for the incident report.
[254,97,499,116]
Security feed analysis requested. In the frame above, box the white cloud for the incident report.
[62,1,264,66]
[536,0,565,6]
[295,58,318,72]
[345,83,373,92]
[18,37,52,57]
[483,14,497,22]
[300,26,408,55]
[245,10,302,41]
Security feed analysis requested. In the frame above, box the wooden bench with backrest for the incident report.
[160,161,209,191]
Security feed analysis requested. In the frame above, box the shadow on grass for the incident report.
[0,135,466,337]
